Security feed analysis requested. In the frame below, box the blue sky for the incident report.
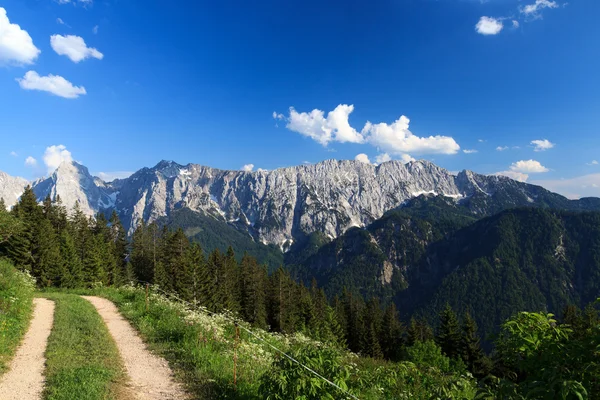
[0,0,599,198]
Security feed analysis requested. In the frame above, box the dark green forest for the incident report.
[2,188,600,398]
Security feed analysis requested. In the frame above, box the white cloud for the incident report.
[242,164,254,172]
[530,173,600,199]
[57,18,65,25]
[495,170,529,182]
[478,139,486,143]
[283,105,460,155]
[375,153,392,164]
[56,0,93,5]
[25,156,37,167]
[531,139,555,152]
[362,115,460,155]
[521,0,558,16]
[475,16,504,35]
[9,151,17,157]
[587,160,599,166]
[0,7,41,65]
[92,25,98,34]
[17,71,87,99]
[95,171,133,182]
[43,145,73,173]
[510,159,549,173]
[355,153,371,164]
[495,159,549,182]
[512,20,520,28]
[287,104,364,146]
[496,146,509,151]
[51,34,103,63]
[400,154,416,163]
[463,149,478,154]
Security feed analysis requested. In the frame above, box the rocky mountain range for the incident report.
[1,159,598,250]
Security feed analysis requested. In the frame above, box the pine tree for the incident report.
[59,230,82,288]
[109,210,128,280]
[380,303,404,361]
[239,253,268,329]
[131,221,153,283]
[436,304,462,359]
[187,242,207,305]
[162,229,191,298]
[33,217,61,286]
[8,186,40,271]
[407,317,434,346]
[460,312,491,378]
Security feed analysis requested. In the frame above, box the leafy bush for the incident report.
[258,344,354,400]
[0,259,35,375]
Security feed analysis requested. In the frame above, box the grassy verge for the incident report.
[41,293,130,400]
[79,285,476,400]
[0,260,35,376]
[83,286,269,399]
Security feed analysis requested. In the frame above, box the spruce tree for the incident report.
[381,303,404,361]
[59,230,82,288]
[407,317,434,345]
[436,304,462,359]
[460,312,491,378]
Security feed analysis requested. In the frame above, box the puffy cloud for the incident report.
[43,145,73,173]
[463,149,478,154]
[530,173,600,199]
[375,153,392,164]
[0,7,41,65]
[512,20,520,28]
[282,105,460,155]
[95,171,133,182]
[510,159,549,173]
[531,139,555,151]
[363,115,460,155]
[399,154,416,163]
[521,0,558,16]
[495,159,549,182]
[25,156,37,167]
[10,151,17,157]
[354,153,371,164]
[475,17,504,35]
[287,104,364,146]
[51,34,103,63]
[17,71,87,99]
[495,170,529,182]
[496,146,509,151]
[587,160,599,166]
[272,111,285,120]
[241,164,254,172]
[56,0,93,5]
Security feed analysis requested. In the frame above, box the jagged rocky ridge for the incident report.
[1,159,598,249]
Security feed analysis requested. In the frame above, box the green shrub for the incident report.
[0,259,35,375]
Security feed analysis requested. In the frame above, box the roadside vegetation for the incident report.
[41,292,129,400]
[0,259,35,376]
[83,285,477,399]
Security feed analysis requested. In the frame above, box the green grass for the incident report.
[0,260,35,376]
[83,286,268,399]
[41,293,129,400]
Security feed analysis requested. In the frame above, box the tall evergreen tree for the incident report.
[407,317,434,346]
[460,312,491,378]
[436,304,462,359]
[380,303,404,361]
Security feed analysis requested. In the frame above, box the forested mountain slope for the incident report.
[293,205,600,337]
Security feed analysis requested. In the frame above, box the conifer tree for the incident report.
[33,217,61,286]
[187,242,207,305]
[239,253,268,329]
[460,312,491,378]
[381,303,404,361]
[109,210,128,279]
[436,304,462,359]
[59,230,81,288]
[407,317,434,346]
